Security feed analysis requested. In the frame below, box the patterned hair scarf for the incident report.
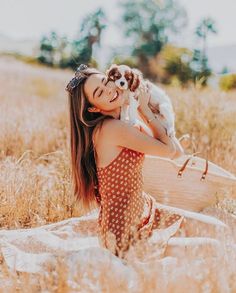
[65,64,88,94]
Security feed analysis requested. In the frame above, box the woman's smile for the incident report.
[84,73,126,119]
[110,90,119,102]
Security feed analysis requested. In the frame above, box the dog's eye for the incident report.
[108,75,115,81]
[112,72,121,79]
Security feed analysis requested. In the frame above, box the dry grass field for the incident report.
[0,56,235,292]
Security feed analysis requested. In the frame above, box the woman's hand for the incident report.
[136,85,151,111]
[133,119,154,137]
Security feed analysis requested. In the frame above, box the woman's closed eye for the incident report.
[97,89,103,98]
[97,78,109,98]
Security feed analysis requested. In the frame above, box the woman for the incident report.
[66,64,235,261]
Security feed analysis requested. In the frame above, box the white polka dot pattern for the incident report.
[96,147,185,259]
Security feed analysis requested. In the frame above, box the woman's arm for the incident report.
[137,104,171,144]
[137,105,184,158]
[134,118,154,137]
[118,75,183,158]
[102,119,178,159]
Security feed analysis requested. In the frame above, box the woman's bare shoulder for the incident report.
[100,118,176,158]
[102,119,132,135]
[101,118,154,141]
[102,118,150,135]
[93,118,118,145]
[93,118,128,146]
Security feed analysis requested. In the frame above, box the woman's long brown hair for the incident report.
[66,65,112,214]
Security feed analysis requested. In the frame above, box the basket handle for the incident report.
[177,151,201,178]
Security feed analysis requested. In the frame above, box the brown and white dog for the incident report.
[106,64,176,135]
[106,64,190,153]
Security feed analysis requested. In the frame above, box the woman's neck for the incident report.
[101,107,121,119]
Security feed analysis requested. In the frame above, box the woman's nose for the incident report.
[104,84,115,97]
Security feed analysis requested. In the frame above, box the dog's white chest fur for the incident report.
[120,93,139,123]
[120,80,176,137]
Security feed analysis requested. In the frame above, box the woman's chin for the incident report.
[111,93,125,107]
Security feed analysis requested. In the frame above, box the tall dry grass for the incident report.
[167,85,236,174]
[0,56,235,292]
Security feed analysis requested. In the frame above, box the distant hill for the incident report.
[207,44,236,74]
[0,33,38,56]
[0,34,235,74]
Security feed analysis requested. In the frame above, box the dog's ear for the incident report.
[129,72,140,92]
[105,64,118,76]
[132,68,143,79]
[106,64,120,81]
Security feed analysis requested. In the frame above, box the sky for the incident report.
[0,0,235,69]
[0,0,235,45]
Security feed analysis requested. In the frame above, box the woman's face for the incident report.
[84,73,126,113]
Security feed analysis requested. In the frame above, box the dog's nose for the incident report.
[120,81,125,86]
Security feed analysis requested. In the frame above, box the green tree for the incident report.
[161,45,194,85]
[69,8,107,69]
[195,17,217,64]
[190,49,211,86]
[38,31,68,66]
[219,74,236,91]
[120,0,187,79]
[191,17,217,85]
[221,66,230,74]
[38,8,107,70]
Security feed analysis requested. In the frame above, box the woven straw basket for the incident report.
[142,153,236,212]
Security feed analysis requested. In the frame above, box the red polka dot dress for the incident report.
[95,147,185,260]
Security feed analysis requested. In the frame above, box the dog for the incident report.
[106,64,177,135]
[106,64,190,153]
